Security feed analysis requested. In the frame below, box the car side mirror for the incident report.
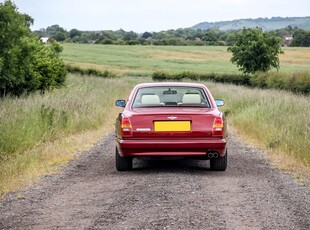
[215,99,224,107]
[115,100,126,107]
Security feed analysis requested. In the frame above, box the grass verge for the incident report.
[204,80,310,183]
[0,127,109,198]
[0,74,142,198]
[207,81,309,164]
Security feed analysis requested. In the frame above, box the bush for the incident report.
[66,64,118,78]
[252,72,310,94]
[152,71,246,84]
[151,71,170,81]
[33,41,67,92]
[126,40,140,45]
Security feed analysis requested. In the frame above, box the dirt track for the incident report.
[0,133,309,230]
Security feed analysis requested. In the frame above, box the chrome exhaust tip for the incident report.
[207,151,219,159]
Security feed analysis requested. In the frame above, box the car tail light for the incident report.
[212,117,224,136]
[121,117,133,137]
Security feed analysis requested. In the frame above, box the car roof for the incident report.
[134,82,207,89]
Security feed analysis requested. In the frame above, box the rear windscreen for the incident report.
[132,86,211,108]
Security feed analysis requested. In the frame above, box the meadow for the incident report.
[62,44,310,76]
[0,45,309,197]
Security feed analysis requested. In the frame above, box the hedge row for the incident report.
[66,64,118,78]
[152,71,310,94]
[250,72,310,94]
[65,65,310,94]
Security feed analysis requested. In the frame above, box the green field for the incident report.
[1,44,310,197]
[61,44,310,76]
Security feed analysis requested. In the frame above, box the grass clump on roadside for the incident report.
[205,81,310,167]
[0,74,139,197]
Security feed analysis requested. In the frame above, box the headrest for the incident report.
[182,94,201,104]
[141,95,160,104]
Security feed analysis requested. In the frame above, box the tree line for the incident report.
[0,0,307,97]
[36,25,310,47]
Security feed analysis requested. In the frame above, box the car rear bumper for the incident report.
[116,138,227,157]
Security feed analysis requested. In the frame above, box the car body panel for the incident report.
[116,138,227,157]
[115,82,227,160]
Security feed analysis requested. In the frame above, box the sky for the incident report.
[6,0,310,32]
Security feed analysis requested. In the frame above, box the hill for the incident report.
[192,16,310,31]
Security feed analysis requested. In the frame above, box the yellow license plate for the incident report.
[154,121,191,132]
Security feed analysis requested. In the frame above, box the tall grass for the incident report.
[0,74,142,196]
[206,81,310,165]
[0,74,137,161]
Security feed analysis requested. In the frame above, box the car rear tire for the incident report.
[210,150,227,171]
[115,147,133,171]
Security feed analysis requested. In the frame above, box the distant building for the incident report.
[40,37,50,44]
[283,36,293,46]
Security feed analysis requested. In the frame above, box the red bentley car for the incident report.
[115,82,227,171]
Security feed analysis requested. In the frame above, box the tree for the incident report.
[291,29,310,47]
[225,32,238,46]
[46,24,68,41]
[123,31,138,41]
[203,30,218,45]
[0,0,36,95]
[141,32,152,39]
[227,28,283,74]
[0,0,66,96]
[69,28,81,39]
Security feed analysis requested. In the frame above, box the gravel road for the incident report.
[0,133,309,230]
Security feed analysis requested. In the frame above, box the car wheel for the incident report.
[115,147,133,171]
[210,150,227,171]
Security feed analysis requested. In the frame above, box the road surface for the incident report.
[0,133,309,229]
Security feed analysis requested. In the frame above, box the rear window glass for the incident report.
[132,86,210,108]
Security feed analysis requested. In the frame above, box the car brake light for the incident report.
[121,117,133,137]
[212,117,224,136]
